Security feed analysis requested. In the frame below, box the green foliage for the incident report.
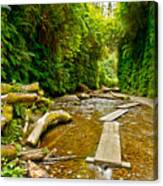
[1,8,33,83]
[117,2,157,97]
[1,158,26,177]
[2,119,23,144]
[2,4,114,95]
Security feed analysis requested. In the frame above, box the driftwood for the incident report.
[1,82,40,94]
[43,155,77,165]
[101,86,120,93]
[27,160,49,178]
[20,148,48,161]
[2,93,38,104]
[77,93,90,100]
[1,145,17,158]
[44,155,77,161]
[111,92,129,99]
[27,110,72,146]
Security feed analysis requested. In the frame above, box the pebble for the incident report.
[67,150,73,155]
[45,165,50,170]
[136,173,140,177]
[67,170,73,175]
[132,173,136,176]
[76,175,82,179]
[52,170,57,174]
[52,148,58,155]
[88,164,96,171]
[60,165,65,169]
[22,147,26,151]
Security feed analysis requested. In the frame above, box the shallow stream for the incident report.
[40,96,156,180]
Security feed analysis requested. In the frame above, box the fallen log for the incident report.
[2,93,38,104]
[101,86,120,93]
[90,93,115,99]
[27,110,72,146]
[111,92,129,100]
[77,93,90,100]
[1,144,17,158]
[1,82,40,94]
[44,155,77,161]
[20,148,48,161]
[42,155,77,165]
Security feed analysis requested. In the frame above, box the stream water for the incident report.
[40,95,157,180]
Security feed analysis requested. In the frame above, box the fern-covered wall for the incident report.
[118,2,157,98]
[1,2,157,97]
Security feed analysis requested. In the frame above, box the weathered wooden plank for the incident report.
[99,109,128,122]
[95,122,121,165]
[117,102,139,109]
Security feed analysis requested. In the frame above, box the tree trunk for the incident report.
[26,110,72,146]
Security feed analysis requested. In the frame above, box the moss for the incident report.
[2,104,13,121]
[1,83,21,94]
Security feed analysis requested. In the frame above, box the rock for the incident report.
[88,164,96,171]
[27,160,49,178]
[77,93,90,100]
[103,168,112,179]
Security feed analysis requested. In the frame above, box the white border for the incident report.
[0,0,162,186]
